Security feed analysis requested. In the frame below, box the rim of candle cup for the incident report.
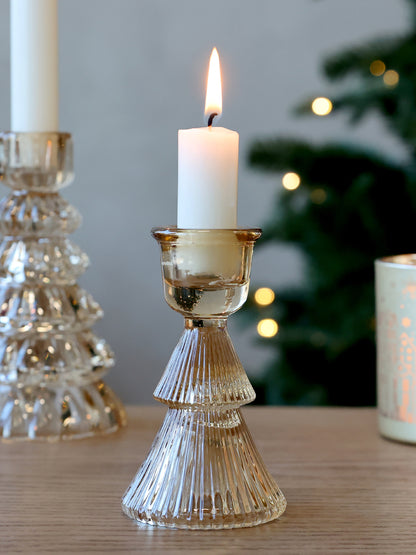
[0,131,72,138]
[152,226,262,243]
[375,254,416,268]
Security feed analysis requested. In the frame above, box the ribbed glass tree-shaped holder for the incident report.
[0,132,126,440]
[122,227,286,529]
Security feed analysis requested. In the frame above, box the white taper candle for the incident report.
[10,0,59,132]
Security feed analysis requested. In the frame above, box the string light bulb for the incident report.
[254,287,275,306]
[369,60,385,76]
[310,188,327,204]
[257,319,279,338]
[383,70,399,87]
[282,172,301,191]
[311,97,333,116]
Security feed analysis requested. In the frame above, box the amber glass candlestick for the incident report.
[122,227,286,529]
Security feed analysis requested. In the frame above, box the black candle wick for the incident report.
[207,112,218,127]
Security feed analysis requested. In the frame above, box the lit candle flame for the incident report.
[205,47,222,125]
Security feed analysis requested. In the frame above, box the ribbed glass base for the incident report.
[0,380,126,441]
[122,408,286,529]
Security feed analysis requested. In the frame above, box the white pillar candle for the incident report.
[177,48,238,229]
[10,0,59,132]
[178,127,238,228]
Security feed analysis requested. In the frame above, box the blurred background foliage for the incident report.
[242,0,416,406]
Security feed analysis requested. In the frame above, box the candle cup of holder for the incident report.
[122,227,286,529]
[0,132,126,440]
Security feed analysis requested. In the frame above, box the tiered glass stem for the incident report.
[122,227,286,529]
[0,132,126,440]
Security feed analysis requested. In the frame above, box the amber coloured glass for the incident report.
[122,227,286,529]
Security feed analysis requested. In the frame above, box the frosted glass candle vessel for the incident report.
[376,255,416,443]
[122,227,286,529]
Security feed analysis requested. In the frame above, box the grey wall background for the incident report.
[0,0,409,403]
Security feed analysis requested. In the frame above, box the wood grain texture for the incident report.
[1,406,415,554]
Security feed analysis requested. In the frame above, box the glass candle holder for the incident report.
[122,227,286,529]
[376,254,416,443]
[0,132,126,440]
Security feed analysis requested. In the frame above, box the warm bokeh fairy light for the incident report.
[204,47,222,119]
[310,188,327,204]
[369,60,386,76]
[311,97,333,116]
[254,287,275,306]
[383,70,399,87]
[257,318,279,338]
[311,96,332,116]
[282,172,301,190]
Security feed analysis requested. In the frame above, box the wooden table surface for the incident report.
[1,406,415,554]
